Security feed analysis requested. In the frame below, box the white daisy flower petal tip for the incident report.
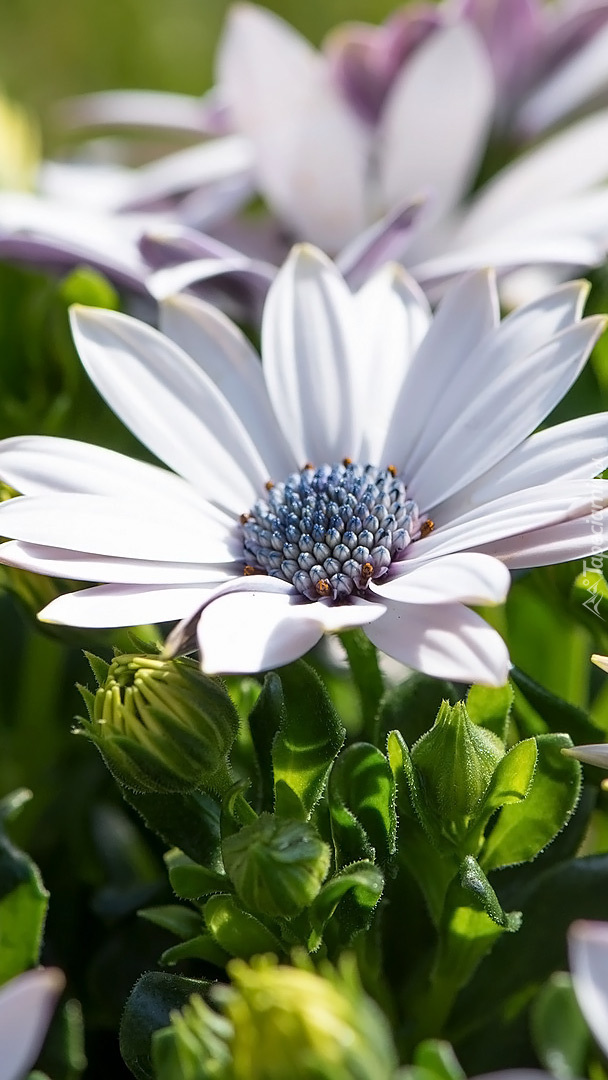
[1,250,606,683]
[0,968,65,1080]
[568,920,608,1058]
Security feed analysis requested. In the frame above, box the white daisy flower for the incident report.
[0,968,64,1080]
[0,246,605,685]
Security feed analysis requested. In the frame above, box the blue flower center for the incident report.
[242,461,423,600]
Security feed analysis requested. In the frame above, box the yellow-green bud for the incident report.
[152,994,232,1080]
[222,814,330,919]
[78,652,239,794]
[225,955,397,1080]
[0,91,40,191]
[411,700,504,842]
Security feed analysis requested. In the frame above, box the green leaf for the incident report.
[121,788,222,867]
[480,734,581,872]
[531,972,589,1080]
[328,742,396,866]
[466,684,513,742]
[339,628,384,733]
[307,860,384,951]
[0,790,48,983]
[248,672,283,813]
[160,934,229,969]
[271,661,345,819]
[120,971,210,1080]
[413,1040,465,1080]
[138,905,202,941]
[453,854,608,1054]
[511,667,602,745]
[203,894,282,959]
[458,856,520,931]
[165,850,229,900]
[472,738,537,826]
[387,730,434,839]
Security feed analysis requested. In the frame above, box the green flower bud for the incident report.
[222,814,330,919]
[78,652,239,794]
[411,700,504,842]
[224,954,397,1080]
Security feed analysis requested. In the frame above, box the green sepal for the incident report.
[466,683,513,742]
[203,894,283,959]
[328,742,396,867]
[84,650,110,688]
[531,972,589,1080]
[271,661,345,819]
[479,733,581,872]
[120,971,210,1080]
[307,860,384,951]
[376,673,457,746]
[165,850,229,900]
[138,904,202,941]
[0,789,48,984]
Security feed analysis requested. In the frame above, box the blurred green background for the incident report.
[0,0,398,128]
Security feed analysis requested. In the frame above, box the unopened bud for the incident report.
[411,700,504,842]
[222,814,330,919]
[224,954,397,1080]
[78,652,238,794]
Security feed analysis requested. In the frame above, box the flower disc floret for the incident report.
[242,461,421,600]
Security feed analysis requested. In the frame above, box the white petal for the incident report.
[409,316,605,510]
[569,920,608,1058]
[0,969,64,1080]
[0,435,218,516]
[353,263,431,463]
[375,552,510,606]
[147,256,275,302]
[197,583,385,674]
[412,234,602,292]
[564,744,608,769]
[218,3,369,250]
[378,24,494,219]
[475,508,608,569]
[365,600,511,686]
[381,269,499,469]
[159,294,296,479]
[461,109,608,244]
[436,412,608,521]
[520,24,608,135]
[70,306,269,514]
[39,583,216,628]
[593,655,608,674]
[59,89,217,136]
[261,245,357,464]
[117,137,253,211]
[0,541,238,585]
[399,279,591,494]
[0,494,239,564]
[405,480,608,568]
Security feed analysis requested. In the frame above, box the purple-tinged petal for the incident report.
[569,920,608,1058]
[0,969,65,1080]
[57,87,231,137]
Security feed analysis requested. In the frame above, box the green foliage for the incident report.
[0,789,48,984]
[531,972,590,1080]
[120,972,211,1080]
